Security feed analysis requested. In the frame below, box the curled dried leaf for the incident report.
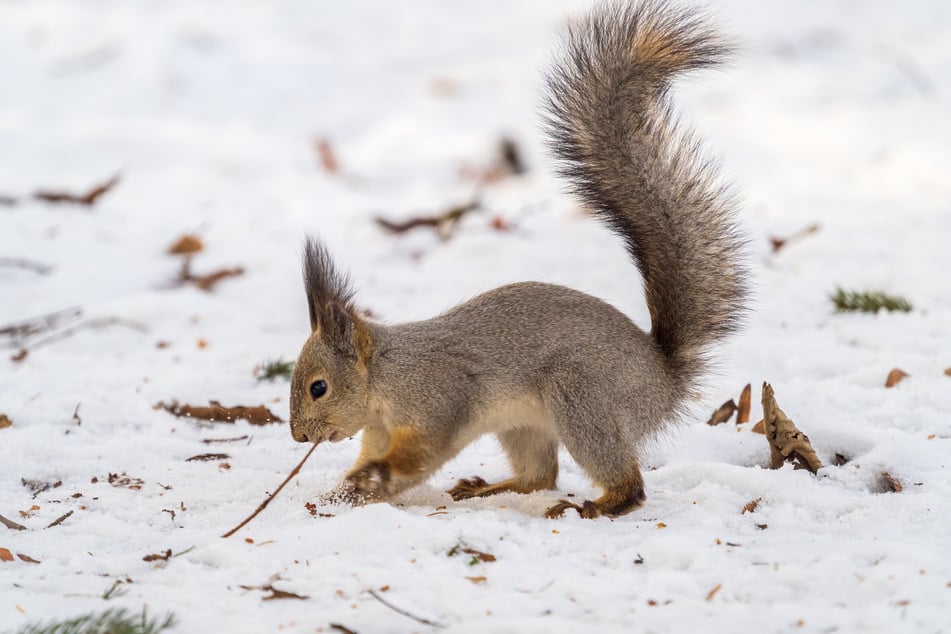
[706,399,737,426]
[167,234,204,255]
[885,368,909,388]
[736,384,752,424]
[761,383,823,474]
[880,471,903,493]
[742,498,761,514]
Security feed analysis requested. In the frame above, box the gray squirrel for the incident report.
[289,0,746,519]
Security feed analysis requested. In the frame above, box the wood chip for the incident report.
[706,399,736,426]
[881,471,903,493]
[761,383,822,474]
[466,576,487,585]
[742,498,761,514]
[155,400,282,425]
[885,368,909,388]
[736,384,752,424]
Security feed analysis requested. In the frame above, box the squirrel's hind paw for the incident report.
[447,476,490,501]
[545,499,601,519]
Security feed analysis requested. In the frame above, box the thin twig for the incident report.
[24,317,148,352]
[0,513,27,531]
[0,307,82,342]
[375,199,481,241]
[46,510,74,528]
[0,258,52,275]
[221,442,320,538]
[367,589,445,628]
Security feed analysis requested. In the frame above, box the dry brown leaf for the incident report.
[944,368,951,377]
[167,235,204,255]
[885,368,909,388]
[0,414,11,429]
[315,138,339,174]
[108,472,144,490]
[705,583,723,601]
[16,553,40,564]
[34,173,120,206]
[10,349,27,363]
[706,399,737,426]
[881,471,903,493]
[466,576,487,585]
[742,498,761,514]
[762,383,823,474]
[0,548,13,562]
[155,400,282,425]
[751,419,765,434]
[18,505,40,519]
[736,384,752,424]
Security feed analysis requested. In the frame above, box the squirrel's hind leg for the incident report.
[448,427,558,501]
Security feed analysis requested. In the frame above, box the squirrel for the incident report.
[288,0,746,519]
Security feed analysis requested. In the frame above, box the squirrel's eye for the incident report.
[309,380,328,399]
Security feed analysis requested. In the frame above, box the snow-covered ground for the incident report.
[2,1,950,632]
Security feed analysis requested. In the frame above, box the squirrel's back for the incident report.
[544,0,747,395]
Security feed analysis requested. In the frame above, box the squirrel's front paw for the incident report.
[345,461,392,501]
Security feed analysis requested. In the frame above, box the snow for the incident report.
[2,0,950,632]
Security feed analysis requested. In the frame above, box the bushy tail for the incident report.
[544,0,746,387]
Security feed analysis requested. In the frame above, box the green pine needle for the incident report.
[831,288,912,313]
[257,358,295,382]
[13,607,176,634]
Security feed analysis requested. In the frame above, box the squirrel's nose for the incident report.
[290,426,309,443]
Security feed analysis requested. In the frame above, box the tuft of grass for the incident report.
[13,607,176,634]
[831,288,912,313]
[256,358,295,382]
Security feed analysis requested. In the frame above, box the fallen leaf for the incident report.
[742,498,761,514]
[186,453,230,462]
[461,547,496,563]
[881,471,903,493]
[0,414,11,429]
[761,383,823,474]
[466,576,487,585]
[33,173,120,206]
[656,522,667,529]
[108,472,144,490]
[155,400,282,425]
[196,339,208,349]
[705,583,722,601]
[10,349,27,362]
[751,419,765,434]
[706,399,737,426]
[0,548,13,562]
[736,384,752,424]
[167,235,203,255]
[18,505,40,519]
[944,368,951,377]
[885,368,909,388]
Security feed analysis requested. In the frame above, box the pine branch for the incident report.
[831,288,912,313]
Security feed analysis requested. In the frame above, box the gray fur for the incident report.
[289,0,747,518]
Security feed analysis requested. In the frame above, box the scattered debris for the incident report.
[742,498,761,514]
[705,583,723,602]
[770,223,819,253]
[33,173,120,207]
[222,442,319,538]
[633,554,645,565]
[0,514,27,531]
[880,471,903,493]
[736,384,752,424]
[367,588,444,628]
[761,383,822,474]
[944,368,951,377]
[19,505,40,519]
[832,453,850,466]
[885,368,910,388]
[240,583,309,601]
[72,403,82,426]
[0,257,52,275]
[155,400,283,425]
[22,478,62,498]
[255,358,295,382]
[46,510,74,528]
[375,199,481,241]
[177,258,244,292]
[831,288,912,313]
[108,472,145,490]
[314,137,340,174]
[706,399,737,426]
[201,435,249,445]
[448,543,496,563]
[143,549,173,562]
[0,414,11,430]
[186,453,230,462]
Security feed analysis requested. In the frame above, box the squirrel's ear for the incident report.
[321,303,373,368]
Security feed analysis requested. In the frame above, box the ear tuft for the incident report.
[302,237,356,333]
